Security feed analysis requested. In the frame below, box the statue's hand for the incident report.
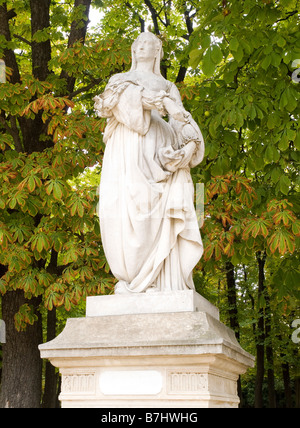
[163,97,187,122]
[176,141,197,169]
[184,141,197,157]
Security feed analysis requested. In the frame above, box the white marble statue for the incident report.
[94,32,204,294]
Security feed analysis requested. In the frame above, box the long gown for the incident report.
[94,71,204,293]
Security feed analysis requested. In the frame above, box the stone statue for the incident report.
[94,32,204,294]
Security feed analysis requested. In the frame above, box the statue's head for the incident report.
[131,32,164,76]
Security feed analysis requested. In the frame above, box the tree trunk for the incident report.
[60,0,92,95]
[225,261,240,339]
[0,291,42,408]
[282,361,293,408]
[254,251,266,408]
[30,0,52,81]
[225,261,242,406]
[0,3,20,84]
[0,0,92,408]
[265,288,276,408]
[295,376,300,408]
[41,308,58,408]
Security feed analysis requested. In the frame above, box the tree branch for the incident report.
[0,3,20,84]
[125,2,145,33]
[176,66,187,83]
[144,0,160,34]
[13,34,32,47]
[10,116,23,152]
[30,0,52,81]
[175,4,196,83]
[68,78,102,100]
[163,0,171,27]
[60,0,92,95]
[184,8,194,37]
[275,10,298,23]
[7,9,17,20]
[0,115,23,152]
[0,115,11,134]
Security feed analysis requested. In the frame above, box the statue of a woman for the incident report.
[94,32,204,294]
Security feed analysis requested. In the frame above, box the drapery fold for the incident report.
[95,73,204,293]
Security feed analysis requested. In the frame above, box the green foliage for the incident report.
[0,0,299,408]
[0,0,119,327]
[187,0,299,302]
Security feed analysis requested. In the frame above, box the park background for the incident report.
[0,0,299,408]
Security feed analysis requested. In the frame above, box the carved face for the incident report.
[135,35,157,63]
[131,33,163,75]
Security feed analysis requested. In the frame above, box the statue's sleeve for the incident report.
[141,89,169,116]
[94,76,152,137]
[94,76,128,118]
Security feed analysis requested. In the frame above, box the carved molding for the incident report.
[167,371,208,394]
[61,372,96,395]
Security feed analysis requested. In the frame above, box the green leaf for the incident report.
[202,48,216,76]
[31,232,50,253]
[267,113,281,130]
[294,132,300,150]
[276,36,286,48]
[53,181,63,200]
[28,175,36,193]
[292,220,300,236]
[46,179,65,200]
[261,55,272,71]
[77,201,84,217]
[270,167,282,183]
[285,87,298,112]
[70,200,78,217]
[26,198,39,216]
[286,270,300,288]
[278,135,289,151]
[211,45,223,65]
[0,197,5,209]
[0,279,6,294]
[14,304,38,332]
[279,175,291,195]
[229,37,239,52]
[233,45,244,63]
[271,52,281,68]
[200,34,211,50]
[279,89,289,110]
[265,144,280,163]
[189,49,202,69]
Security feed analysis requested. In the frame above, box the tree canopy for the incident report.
[0,0,299,408]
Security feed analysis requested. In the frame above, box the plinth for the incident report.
[39,291,254,408]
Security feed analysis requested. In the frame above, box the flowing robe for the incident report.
[94,72,204,293]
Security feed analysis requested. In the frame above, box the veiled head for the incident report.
[130,32,164,76]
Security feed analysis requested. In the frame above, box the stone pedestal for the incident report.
[39,291,254,408]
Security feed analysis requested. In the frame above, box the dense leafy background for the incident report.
[0,0,299,408]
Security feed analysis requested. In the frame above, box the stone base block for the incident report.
[86,290,220,320]
[39,295,254,408]
[57,357,243,408]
